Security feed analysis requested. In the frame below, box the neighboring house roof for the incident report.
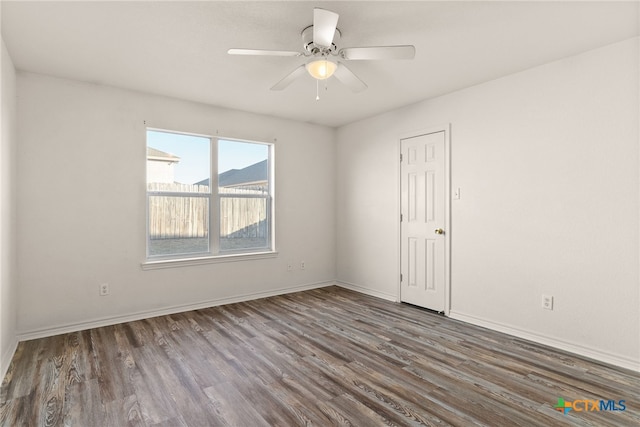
[147,147,180,163]
[197,159,267,187]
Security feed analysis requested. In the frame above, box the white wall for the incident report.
[336,37,640,370]
[1,38,18,378]
[16,73,336,336]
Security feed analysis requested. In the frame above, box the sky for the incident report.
[147,130,268,185]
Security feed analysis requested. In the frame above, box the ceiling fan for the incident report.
[228,8,416,94]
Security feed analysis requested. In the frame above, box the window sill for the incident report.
[141,251,278,270]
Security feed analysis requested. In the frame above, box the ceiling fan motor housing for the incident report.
[302,25,341,56]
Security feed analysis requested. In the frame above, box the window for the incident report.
[146,129,273,261]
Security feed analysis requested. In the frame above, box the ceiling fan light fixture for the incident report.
[306,58,337,80]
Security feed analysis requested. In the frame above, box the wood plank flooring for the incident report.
[1,286,639,426]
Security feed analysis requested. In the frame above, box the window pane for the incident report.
[147,130,210,192]
[218,139,271,252]
[219,196,269,252]
[218,140,268,194]
[148,196,209,256]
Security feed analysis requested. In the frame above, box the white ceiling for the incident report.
[2,1,638,128]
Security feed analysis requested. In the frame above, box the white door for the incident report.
[400,130,448,312]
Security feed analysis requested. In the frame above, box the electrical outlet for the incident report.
[100,283,110,296]
[300,261,306,270]
[542,294,553,310]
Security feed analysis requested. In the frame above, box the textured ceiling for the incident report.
[2,1,638,127]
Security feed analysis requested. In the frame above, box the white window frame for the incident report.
[143,129,276,269]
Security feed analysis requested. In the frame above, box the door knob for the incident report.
[435,228,445,235]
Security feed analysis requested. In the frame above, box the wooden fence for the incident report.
[148,183,268,239]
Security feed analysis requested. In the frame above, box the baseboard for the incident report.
[1,337,18,383]
[17,281,334,342]
[335,280,398,302]
[449,310,640,373]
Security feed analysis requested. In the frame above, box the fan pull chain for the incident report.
[316,79,320,101]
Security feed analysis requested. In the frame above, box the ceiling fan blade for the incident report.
[339,45,416,60]
[228,48,301,57]
[270,65,307,91]
[313,8,339,48]
[333,63,367,93]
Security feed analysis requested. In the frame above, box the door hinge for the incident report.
[400,213,403,222]
[400,153,403,162]
[400,274,403,282]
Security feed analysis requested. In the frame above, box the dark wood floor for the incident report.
[1,286,638,426]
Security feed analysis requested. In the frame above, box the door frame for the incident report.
[397,123,451,315]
